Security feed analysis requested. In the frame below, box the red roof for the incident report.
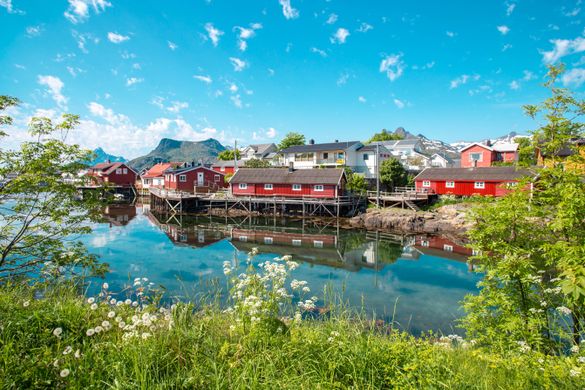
[142,162,180,178]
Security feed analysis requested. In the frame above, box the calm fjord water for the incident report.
[81,204,481,335]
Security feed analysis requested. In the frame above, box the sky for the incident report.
[1,0,584,159]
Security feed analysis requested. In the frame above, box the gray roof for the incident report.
[357,144,390,152]
[414,167,533,181]
[212,159,237,167]
[280,141,360,154]
[249,143,276,155]
[374,139,421,149]
[230,168,345,185]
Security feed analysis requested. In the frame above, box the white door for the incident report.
[197,172,204,186]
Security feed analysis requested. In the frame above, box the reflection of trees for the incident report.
[338,231,368,253]
[376,240,402,265]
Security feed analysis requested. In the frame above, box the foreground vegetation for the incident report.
[1,281,583,389]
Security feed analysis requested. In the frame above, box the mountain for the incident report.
[85,147,126,166]
[128,138,226,171]
[385,127,461,159]
[450,131,530,151]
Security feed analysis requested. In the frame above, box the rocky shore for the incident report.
[346,204,473,237]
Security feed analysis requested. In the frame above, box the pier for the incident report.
[366,187,432,211]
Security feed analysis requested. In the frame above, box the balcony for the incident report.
[317,158,345,165]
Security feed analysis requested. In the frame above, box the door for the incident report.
[197,172,205,186]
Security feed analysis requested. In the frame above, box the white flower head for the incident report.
[102,282,109,290]
[53,327,63,337]
[60,368,70,378]
[74,349,81,359]
[63,346,73,355]
[86,328,95,336]
[90,303,98,310]
[94,326,104,333]
[87,297,95,304]
[108,311,116,318]
[23,300,30,307]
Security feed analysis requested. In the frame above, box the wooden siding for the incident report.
[460,145,495,168]
[165,167,226,192]
[415,179,514,197]
[231,183,338,198]
[211,166,236,174]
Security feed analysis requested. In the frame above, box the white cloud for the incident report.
[229,83,238,92]
[279,0,299,20]
[449,74,479,89]
[234,23,262,51]
[193,75,213,84]
[509,80,520,90]
[0,0,13,13]
[497,25,510,35]
[88,102,127,124]
[563,7,581,17]
[336,72,350,86]
[229,57,248,72]
[506,3,516,16]
[266,127,277,138]
[358,96,366,103]
[393,99,405,109]
[310,47,327,57]
[71,30,99,53]
[541,37,585,64]
[562,68,585,87]
[357,22,373,33]
[126,77,143,86]
[64,0,111,24]
[37,75,67,108]
[230,94,243,108]
[523,70,536,80]
[167,101,188,113]
[204,23,223,47]
[326,13,338,24]
[168,41,178,50]
[26,25,42,37]
[446,31,456,38]
[330,28,350,44]
[107,32,129,44]
[502,43,513,51]
[379,54,405,82]
[66,66,84,77]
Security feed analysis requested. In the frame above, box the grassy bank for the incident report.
[0,283,582,389]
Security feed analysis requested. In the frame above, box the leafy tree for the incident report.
[379,158,407,190]
[517,137,536,167]
[244,159,271,168]
[278,132,305,150]
[366,129,403,144]
[217,149,241,161]
[344,167,367,194]
[0,96,107,279]
[462,65,585,352]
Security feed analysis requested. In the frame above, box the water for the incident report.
[81,204,482,335]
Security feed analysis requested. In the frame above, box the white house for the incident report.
[354,144,392,179]
[279,140,362,170]
[240,143,278,161]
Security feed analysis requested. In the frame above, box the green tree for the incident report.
[379,158,407,190]
[344,167,367,194]
[217,149,241,161]
[244,159,271,168]
[0,96,107,279]
[278,132,305,150]
[462,65,585,352]
[366,129,403,144]
[517,137,536,167]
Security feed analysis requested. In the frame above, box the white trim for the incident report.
[179,175,187,182]
[445,181,455,188]
[443,244,454,252]
[264,237,273,244]
[459,142,494,153]
[313,240,323,248]
[314,184,324,192]
[239,183,248,189]
[292,184,302,191]
[264,183,273,190]
[292,239,302,246]
[474,181,485,189]
[422,180,431,187]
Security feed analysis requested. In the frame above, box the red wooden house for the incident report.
[414,167,531,197]
[460,142,518,168]
[229,167,346,198]
[141,162,182,189]
[164,164,227,193]
[211,160,238,175]
[86,161,137,186]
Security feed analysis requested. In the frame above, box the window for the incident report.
[445,181,455,188]
[336,152,345,160]
[239,235,248,242]
[122,168,128,174]
[214,175,220,182]
[421,240,430,247]
[115,168,122,174]
[239,183,247,189]
[294,152,314,162]
[220,167,225,172]
[264,237,273,244]
[314,185,324,192]
[422,180,431,187]
[323,152,329,159]
[179,234,188,243]
[474,181,485,189]
[469,152,483,162]
[292,184,302,191]
[472,249,481,256]
[179,175,187,182]
[443,244,454,252]
[292,239,302,246]
[505,182,517,189]
[313,240,323,248]
[363,154,369,161]
[264,184,273,190]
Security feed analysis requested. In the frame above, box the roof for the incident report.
[431,153,452,162]
[540,138,585,157]
[166,165,224,176]
[374,139,421,150]
[142,162,181,178]
[91,162,136,175]
[230,168,345,185]
[459,142,493,152]
[492,142,519,152]
[247,143,275,155]
[356,144,391,153]
[414,167,533,182]
[280,141,360,154]
[212,159,238,167]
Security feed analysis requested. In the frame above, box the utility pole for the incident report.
[234,140,238,172]
[376,143,380,208]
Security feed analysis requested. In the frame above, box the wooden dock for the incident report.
[149,188,365,218]
[366,187,432,211]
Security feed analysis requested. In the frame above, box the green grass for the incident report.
[0,283,582,389]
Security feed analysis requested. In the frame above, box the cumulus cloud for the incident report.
[358,96,366,103]
[37,75,67,108]
[168,41,178,50]
[446,31,456,38]
[229,83,238,93]
[393,99,405,109]
[497,25,510,35]
[330,28,350,44]
[326,13,338,24]
[204,23,223,46]
[230,94,243,108]
[0,0,14,13]
[229,57,248,72]
[523,70,536,80]
[379,54,405,82]
[357,22,373,33]
[279,0,299,20]
[266,127,277,138]
[310,47,327,57]
[509,80,520,90]
[71,30,99,53]
[541,37,585,63]
[562,68,585,87]
[64,0,111,24]
[449,74,479,89]
[193,75,213,84]
[126,77,143,86]
[234,23,262,51]
[107,32,129,43]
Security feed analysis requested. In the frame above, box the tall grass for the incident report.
[0,281,583,389]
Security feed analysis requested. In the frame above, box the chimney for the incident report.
[309,139,315,145]
[106,159,111,164]
[334,139,339,143]
[288,162,294,173]
[485,139,492,147]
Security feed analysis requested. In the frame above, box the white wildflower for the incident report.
[74,349,81,359]
[578,356,585,364]
[517,340,531,353]
[556,306,572,315]
[23,300,30,307]
[125,299,132,305]
[53,327,63,337]
[94,326,104,333]
[570,368,581,377]
[132,301,138,307]
[302,286,310,293]
[294,312,302,322]
[571,345,580,354]
[87,297,95,304]
[141,332,151,340]
[119,321,126,328]
[116,301,123,307]
[86,328,95,336]
[101,320,111,329]
[62,346,73,355]
[60,368,70,378]
[102,283,109,290]
[107,311,115,319]
[540,300,547,307]
[110,298,117,305]
[90,303,98,310]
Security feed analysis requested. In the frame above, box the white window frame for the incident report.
[179,175,187,182]
[239,235,248,242]
[264,183,273,190]
[214,175,220,182]
[264,237,273,245]
[239,183,248,190]
[443,244,454,252]
[421,240,430,247]
[292,184,302,191]
[363,153,369,161]
[422,180,431,188]
[115,168,122,174]
[469,152,483,162]
[445,181,455,188]
[474,181,485,189]
[292,239,302,246]
[122,168,128,174]
[220,166,225,172]
[313,240,323,248]
[314,185,324,192]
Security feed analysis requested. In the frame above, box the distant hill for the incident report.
[450,132,530,151]
[85,147,126,166]
[384,127,461,159]
[128,138,226,171]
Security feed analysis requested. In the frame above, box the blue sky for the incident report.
[1,0,584,158]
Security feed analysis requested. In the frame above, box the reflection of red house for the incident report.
[414,167,531,197]
[229,168,346,198]
[231,229,337,248]
[87,162,137,186]
[103,204,137,227]
[165,225,225,248]
[164,165,227,193]
[460,142,518,168]
[211,160,237,175]
[414,235,473,257]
